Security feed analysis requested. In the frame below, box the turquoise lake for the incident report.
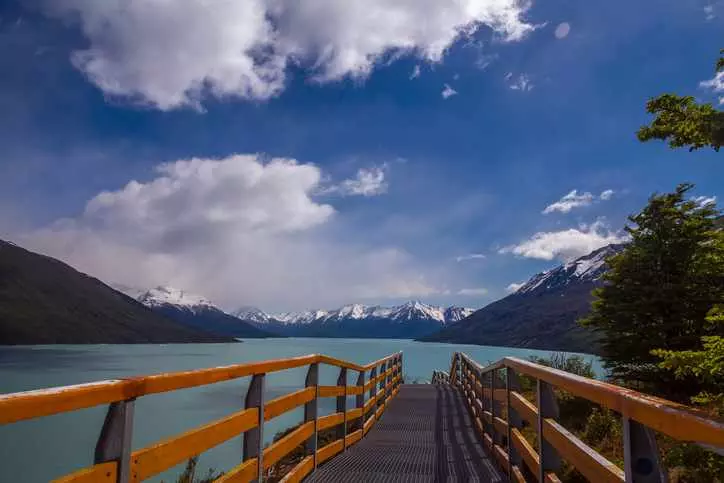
[0,338,602,482]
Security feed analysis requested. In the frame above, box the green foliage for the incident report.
[170,457,221,483]
[637,50,724,152]
[527,354,597,432]
[664,442,724,483]
[582,407,620,445]
[637,94,724,151]
[528,353,595,378]
[580,184,724,400]
[653,306,724,414]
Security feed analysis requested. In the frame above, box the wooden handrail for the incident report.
[440,351,724,483]
[0,352,403,482]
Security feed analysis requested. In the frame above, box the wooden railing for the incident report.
[436,352,724,483]
[0,352,403,483]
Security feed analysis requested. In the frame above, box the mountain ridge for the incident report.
[0,240,235,344]
[234,301,475,339]
[118,286,275,339]
[419,244,626,353]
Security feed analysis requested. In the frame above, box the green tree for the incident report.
[580,184,724,400]
[653,305,724,412]
[637,50,724,152]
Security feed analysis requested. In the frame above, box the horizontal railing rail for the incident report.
[0,352,403,483]
[439,352,724,483]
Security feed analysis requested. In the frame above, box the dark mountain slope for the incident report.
[419,244,626,354]
[0,240,235,344]
[137,287,274,338]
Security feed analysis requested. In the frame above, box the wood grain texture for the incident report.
[264,387,315,421]
[51,462,117,483]
[510,391,538,423]
[279,455,314,483]
[317,439,344,464]
[263,421,315,469]
[345,429,363,446]
[0,380,134,425]
[131,408,258,481]
[542,418,624,482]
[318,412,345,431]
[318,386,345,398]
[511,428,540,479]
[214,458,258,483]
[504,356,724,446]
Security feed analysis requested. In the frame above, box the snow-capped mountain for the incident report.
[232,306,273,324]
[444,306,476,322]
[235,301,475,339]
[421,243,626,354]
[138,286,214,311]
[515,244,624,295]
[121,286,273,339]
[241,301,472,326]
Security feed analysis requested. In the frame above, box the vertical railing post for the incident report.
[243,374,265,482]
[398,353,403,386]
[623,416,666,483]
[377,361,387,408]
[95,399,135,483]
[355,369,365,432]
[368,366,377,416]
[337,367,347,449]
[305,363,319,469]
[450,353,457,386]
[536,380,561,482]
[490,369,498,447]
[506,368,522,478]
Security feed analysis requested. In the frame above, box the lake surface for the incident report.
[0,338,602,482]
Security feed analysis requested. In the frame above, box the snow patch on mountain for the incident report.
[517,244,624,295]
[138,286,213,311]
[244,301,474,325]
[233,306,271,324]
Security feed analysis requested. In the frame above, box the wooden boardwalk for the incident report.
[306,384,504,482]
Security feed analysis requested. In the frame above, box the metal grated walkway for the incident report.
[305,384,504,482]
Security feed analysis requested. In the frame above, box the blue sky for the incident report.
[0,0,722,312]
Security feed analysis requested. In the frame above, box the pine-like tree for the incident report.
[580,183,724,400]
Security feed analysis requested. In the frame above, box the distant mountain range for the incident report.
[134,287,273,339]
[0,236,621,351]
[419,244,626,353]
[0,240,235,344]
[233,302,474,339]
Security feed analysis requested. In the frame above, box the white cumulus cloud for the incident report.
[542,190,594,214]
[45,0,536,110]
[543,189,614,214]
[700,71,724,104]
[499,220,628,261]
[321,166,388,197]
[442,84,458,99]
[19,154,442,310]
[599,189,614,201]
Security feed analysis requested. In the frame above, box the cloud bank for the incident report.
[45,0,536,110]
[19,154,444,310]
[499,220,627,261]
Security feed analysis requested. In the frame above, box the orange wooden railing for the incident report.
[435,352,724,483]
[0,352,403,483]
